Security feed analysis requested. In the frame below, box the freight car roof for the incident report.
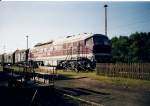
[0,52,13,55]
[4,52,13,55]
[15,49,28,53]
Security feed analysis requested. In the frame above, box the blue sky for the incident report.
[0,1,150,53]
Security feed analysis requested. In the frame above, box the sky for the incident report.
[0,1,150,53]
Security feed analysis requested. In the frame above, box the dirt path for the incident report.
[55,76,150,106]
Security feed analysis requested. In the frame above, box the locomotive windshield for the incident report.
[92,35,111,54]
[93,35,110,46]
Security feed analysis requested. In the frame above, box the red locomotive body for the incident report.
[29,33,111,70]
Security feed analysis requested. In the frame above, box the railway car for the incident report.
[0,53,13,66]
[14,49,29,65]
[3,53,13,65]
[0,54,4,66]
[0,49,29,67]
[29,33,112,70]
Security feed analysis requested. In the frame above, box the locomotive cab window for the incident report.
[92,35,111,54]
[85,37,93,47]
[93,36,110,45]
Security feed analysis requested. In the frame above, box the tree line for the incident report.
[111,32,150,63]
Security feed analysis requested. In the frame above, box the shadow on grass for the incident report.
[0,71,10,82]
[77,88,110,95]
[0,87,80,106]
[60,87,110,96]
[141,91,150,106]
[56,74,87,81]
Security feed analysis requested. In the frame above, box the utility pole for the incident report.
[25,35,29,68]
[2,45,5,71]
[26,35,29,50]
[3,45,6,71]
[104,4,108,36]
[26,35,29,64]
[25,35,29,82]
[3,45,6,54]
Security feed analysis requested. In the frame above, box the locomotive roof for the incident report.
[53,33,93,45]
[53,33,107,45]
[33,33,106,47]
[34,40,53,47]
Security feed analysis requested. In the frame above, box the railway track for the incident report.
[55,87,103,106]
[0,69,104,106]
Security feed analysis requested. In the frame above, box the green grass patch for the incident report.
[9,66,35,72]
[0,66,3,71]
[4,66,150,89]
[57,70,150,89]
[11,66,24,72]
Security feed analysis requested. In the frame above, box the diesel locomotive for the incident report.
[0,33,111,70]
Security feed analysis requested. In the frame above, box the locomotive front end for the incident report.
[85,34,112,63]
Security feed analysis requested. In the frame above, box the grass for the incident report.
[3,66,150,89]
[0,66,3,71]
[56,70,150,89]
[14,66,150,89]
[12,66,24,72]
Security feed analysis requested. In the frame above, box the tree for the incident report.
[111,32,150,63]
